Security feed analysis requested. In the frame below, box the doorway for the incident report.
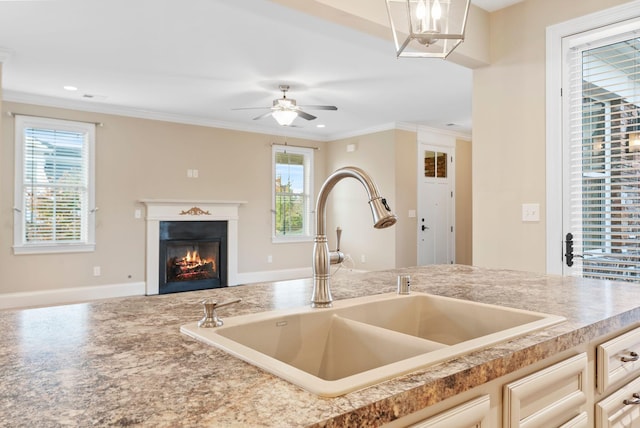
[417,142,455,265]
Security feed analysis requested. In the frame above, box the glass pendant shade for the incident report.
[385,0,470,59]
[272,109,298,126]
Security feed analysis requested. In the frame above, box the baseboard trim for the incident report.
[0,282,146,310]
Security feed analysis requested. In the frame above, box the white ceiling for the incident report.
[0,0,520,141]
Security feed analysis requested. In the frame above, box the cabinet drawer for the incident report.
[598,326,640,394]
[596,374,640,428]
[503,353,588,428]
[409,395,491,428]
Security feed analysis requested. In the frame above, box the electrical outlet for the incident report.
[192,169,199,178]
[134,209,141,219]
[93,266,101,276]
[360,254,366,263]
[187,169,193,178]
[267,255,273,263]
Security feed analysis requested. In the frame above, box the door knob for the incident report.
[422,225,429,231]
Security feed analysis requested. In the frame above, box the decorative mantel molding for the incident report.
[179,207,211,216]
[140,199,247,295]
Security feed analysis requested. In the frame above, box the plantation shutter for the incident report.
[566,30,640,282]
[21,121,90,244]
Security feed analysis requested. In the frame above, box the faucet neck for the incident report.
[315,166,382,237]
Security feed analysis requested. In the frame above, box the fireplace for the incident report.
[159,220,227,294]
[141,199,245,296]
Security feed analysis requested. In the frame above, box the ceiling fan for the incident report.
[233,85,337,126]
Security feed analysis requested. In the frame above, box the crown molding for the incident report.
[416,124,472,141]
[325,122,399,141]
[2,90,471,143]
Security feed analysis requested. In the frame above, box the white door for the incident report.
[560,21,640,282]
[418,143,454,265]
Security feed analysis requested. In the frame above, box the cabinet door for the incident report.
[410,395,490,428]
[596,375,640,428]
[503,353,588,428]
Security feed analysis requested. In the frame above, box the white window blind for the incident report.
[14,115,96,254]
[567,31,640,282]
[272,145,314,242]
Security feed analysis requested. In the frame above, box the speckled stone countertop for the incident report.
[2,265,640,427]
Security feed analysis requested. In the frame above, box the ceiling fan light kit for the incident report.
[233,85,337,127]
[385,0,470,59]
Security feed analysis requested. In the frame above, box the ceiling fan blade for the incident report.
[253,111,273,120]
[299,105,338,111]
[232,107,270,111]
[297,111,317,121]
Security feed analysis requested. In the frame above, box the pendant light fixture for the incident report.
[385,0,470,59]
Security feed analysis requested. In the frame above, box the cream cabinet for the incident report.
[503,353,588,428]
[596,326,640,427]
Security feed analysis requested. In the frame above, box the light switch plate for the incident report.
[522,203,540,222]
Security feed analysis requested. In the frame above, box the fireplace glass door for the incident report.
[166,241,219,283]
[159,220,227,294]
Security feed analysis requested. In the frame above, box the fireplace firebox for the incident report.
[159,220,227,294]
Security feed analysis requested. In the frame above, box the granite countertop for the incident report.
[2,264,640,427]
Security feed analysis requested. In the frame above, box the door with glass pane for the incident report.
[418,144,454,265]
[562,26,640,282]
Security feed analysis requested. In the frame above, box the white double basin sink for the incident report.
[181,292,565,397]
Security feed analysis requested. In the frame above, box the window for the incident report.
[272,145,313,242]
[424,150,448,178]
[14,115,96,254]
[562,20,640,282]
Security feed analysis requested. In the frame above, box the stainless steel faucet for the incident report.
[311,166,398,308]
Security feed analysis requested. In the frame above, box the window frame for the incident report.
[271,144,314,243]
[13,115,96,255]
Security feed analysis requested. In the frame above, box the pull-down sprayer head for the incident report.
[369,196,398,229]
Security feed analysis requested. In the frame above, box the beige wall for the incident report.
[325,130,398,271]
[472,0,631,273]
[0,102,326,294]
[394,129,418,268]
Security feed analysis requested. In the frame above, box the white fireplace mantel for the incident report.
[140,199,247,295]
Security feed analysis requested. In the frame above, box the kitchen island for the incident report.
[1,264,640,427]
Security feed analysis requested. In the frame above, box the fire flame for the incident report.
[177,249,215,272]
[184,250,202,265]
